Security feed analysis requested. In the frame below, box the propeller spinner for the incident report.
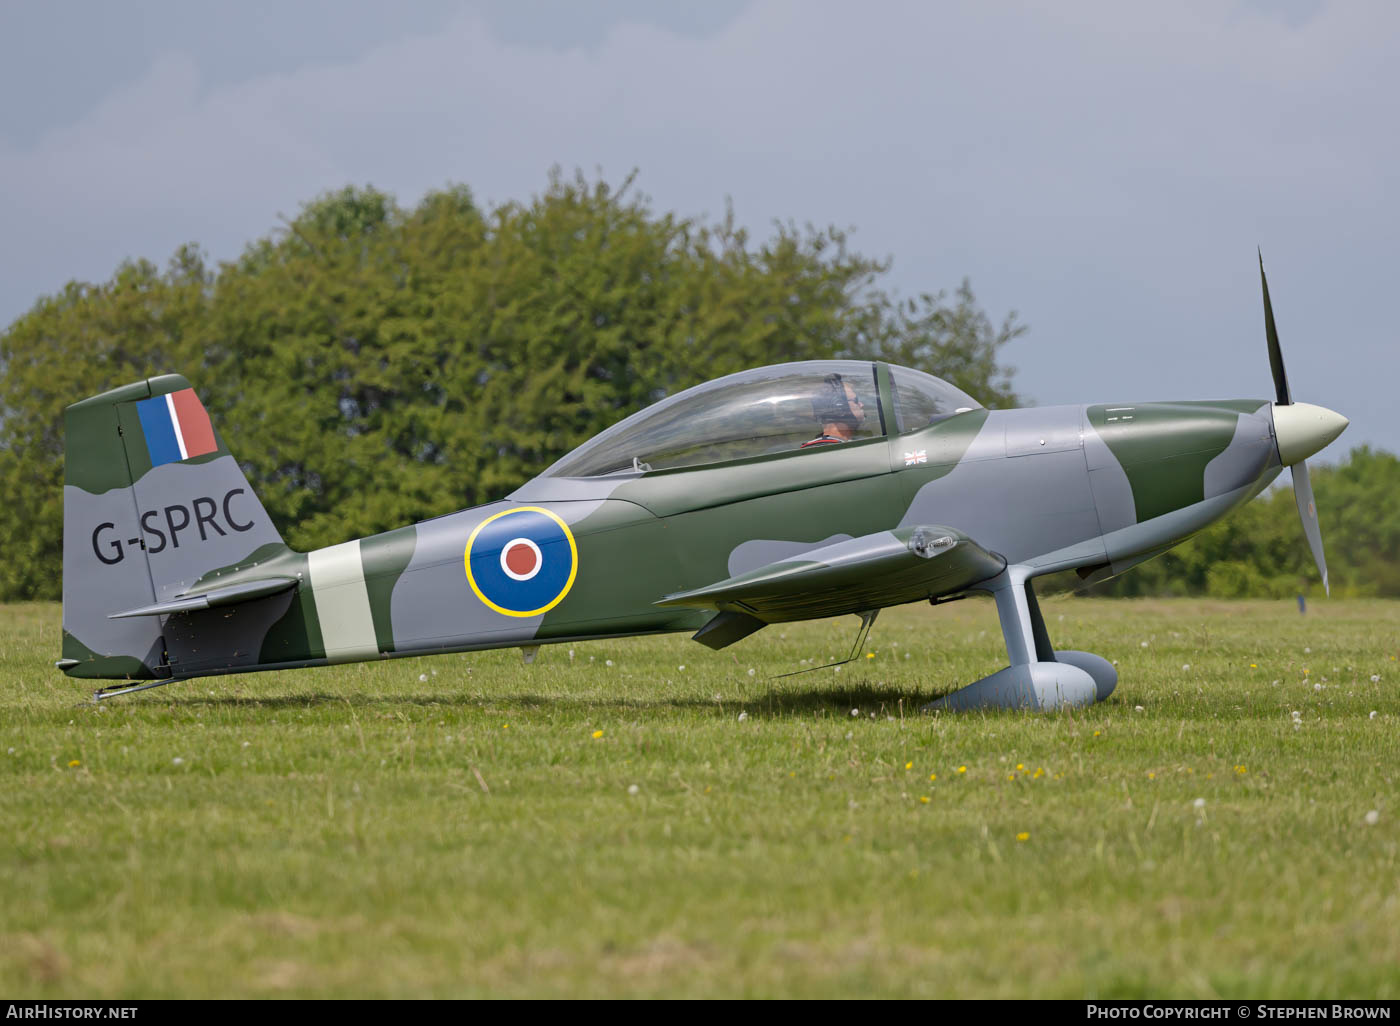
[1259,252,1348,594]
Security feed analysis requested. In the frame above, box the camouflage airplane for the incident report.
[58,259,1347,709]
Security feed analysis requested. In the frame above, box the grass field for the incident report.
[1,597,1397,999]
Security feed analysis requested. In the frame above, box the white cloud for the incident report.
[2,0,1396,447]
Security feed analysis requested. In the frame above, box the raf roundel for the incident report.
[464,507,578,617]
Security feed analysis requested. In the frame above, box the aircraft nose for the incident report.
[1272,402,1349,466]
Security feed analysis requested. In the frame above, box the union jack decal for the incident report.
[903,450,927,467]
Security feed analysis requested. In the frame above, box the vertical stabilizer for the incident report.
[61,375,285,680]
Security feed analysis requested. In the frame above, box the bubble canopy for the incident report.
[541,360,982,479]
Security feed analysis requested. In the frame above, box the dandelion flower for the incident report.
[67,759,80,768]
[1016,832,1030,842]
[957,765,967,774]
[738,712,748,722]
[850,709,859,717]
[1370,711,1378,720]
[1147,772,1155,780]
[418,673,428,683]
[1193,798,1206,810]
[904,761,913,770]
[1182,663,1191,671]
[1092,730,1101,737]
[1250,664,1258,669]
[627,784,640,795]
[1364,810,1380,826]
[1008,773,1016,781]
[1016,763,1024,771]
[1234,765,1247,774]
[1140,641,1149,648]
[678,665,685,671]
[747,668,755,677]
[1370,675,1380,683]
[919,796,931,804]
[929,772,938,781]
[605,659,614,667]
[591,730,604,739]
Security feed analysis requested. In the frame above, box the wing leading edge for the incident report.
[656,526,1006,649]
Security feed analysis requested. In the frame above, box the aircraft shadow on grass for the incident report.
[128,680,1094,717]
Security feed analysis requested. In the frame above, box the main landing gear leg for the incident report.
[925,565,1117,712]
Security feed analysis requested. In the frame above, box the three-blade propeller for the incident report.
[1259,252,1345,596]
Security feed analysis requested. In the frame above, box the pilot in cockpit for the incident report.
[801,373,867,448]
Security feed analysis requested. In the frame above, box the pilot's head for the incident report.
[812,373,866,437]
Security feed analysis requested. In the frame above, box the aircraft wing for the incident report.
[656,526,1005,649]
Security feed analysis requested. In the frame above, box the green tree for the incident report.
[1,171,1028,599]
[0,248,211,599]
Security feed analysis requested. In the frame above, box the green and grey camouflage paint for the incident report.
[58,364,1288,705]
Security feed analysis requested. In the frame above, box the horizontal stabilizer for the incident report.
[108,576,298,619]
[657,525,1004,623]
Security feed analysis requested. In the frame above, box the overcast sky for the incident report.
[2,0,1394,456]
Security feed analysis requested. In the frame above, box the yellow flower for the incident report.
[1008,773,1016,781]
[929,772,938,781]
[591,729,604,739]
[1148,772,1156,780]
[1016,763,1024,771]
[502,723,509,730]
[957,765,967,774]
[1016,832,1030,842]
[1250,663,1258,668]
[919,796,931,804]
[1093,730,1101,737]
[866,652,875,659]
[67,759,81,768]
[1235,764,1247,774]
[905,761,913,770]
[1033,767,1045,779]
